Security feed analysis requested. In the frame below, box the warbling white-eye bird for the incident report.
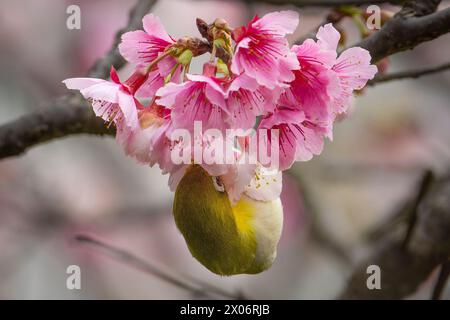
[173,164,283,276]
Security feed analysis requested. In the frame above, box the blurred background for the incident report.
[0,0,449,299]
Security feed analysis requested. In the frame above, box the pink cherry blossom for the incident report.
[244,165,283,202]
[221,159,282,204]
[315,23,378,114]
[115,103,173,166]
[257,24,377,171]
[62,13,378,205]
[156,74,229,131]
[221,159,256,204]
[119,14,182,98]
[114,102,207,194]
[115,117,154,164]
[63,67,142,128]
[259,106,326,171]
[289,41,340,137]
[132,69,165,99]
[225,74,280,130]
[331,47,377,113]
[119,14,175,68]
[231,11,300,89]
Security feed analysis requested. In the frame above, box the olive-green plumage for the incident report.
[173,165,283,276]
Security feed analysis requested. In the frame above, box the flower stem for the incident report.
[183,64,190,82]
[165,63,181,84]
[144,50,172,75]
[210,43,217,63]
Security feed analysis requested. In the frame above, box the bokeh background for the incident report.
[0,0,449,299]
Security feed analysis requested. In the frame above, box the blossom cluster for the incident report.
[63,11,377,203]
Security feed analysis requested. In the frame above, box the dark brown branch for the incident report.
[356,2,450,62]
[75,234,242,299]
[431,260,450,300]
[368,61,450,85]
[402,170,434,249]
[339,173,450,299]
[0,96,114,159]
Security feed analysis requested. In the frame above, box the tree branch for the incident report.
[339,173,450,299]
[0,96,114,159]
[356,2,449,62]
[431,259,450,300]
[368,61,450,85]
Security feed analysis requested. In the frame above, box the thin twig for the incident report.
[368,62,450,86]
[402,170,434,249]
[75,234,242,300]
[356,2,449,62]
[367,170,433,243]
[288,169,352,264]
[431,260,450,300]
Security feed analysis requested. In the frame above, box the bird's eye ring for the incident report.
[212,176,225,192]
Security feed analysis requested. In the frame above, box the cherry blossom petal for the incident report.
[331,47,377,113]
[259,107,326,170]
[168,165,188,192]
[156,81,191,109]
[245,166,283,202]
[62,78,104,89]
[118,90,139,127]
[142,14,173,43]
[316,23,340,53]
[135,69,165,98]
[115,119,154,164]
[222,160,257,205]
[334,47,378,90]
[119,14,174,67]
[253,10,299,35]
[226,75,279,129]
[76,81,120,102]
[231,11,300,88]
[157,78,229,131]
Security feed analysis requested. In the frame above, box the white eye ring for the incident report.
[212,176,225,192]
